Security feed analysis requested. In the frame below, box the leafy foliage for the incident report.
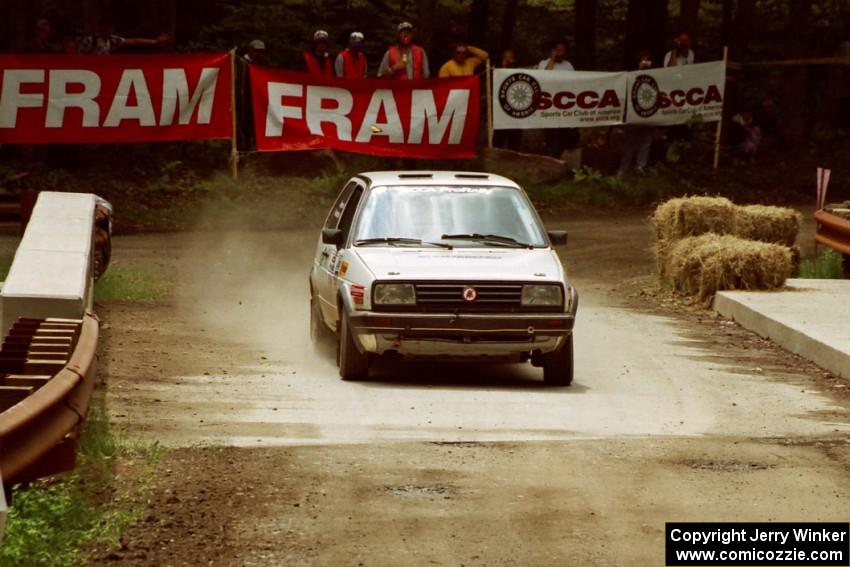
[797,248,845,279]
[94,264,171,302]
[0,405,158,567]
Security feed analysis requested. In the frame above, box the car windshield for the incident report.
[353,185,548,247]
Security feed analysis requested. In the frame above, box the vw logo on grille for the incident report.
[462,286,478,302]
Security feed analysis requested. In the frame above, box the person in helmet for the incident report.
[377,22,430,80]
[304,29,334,76]
[335,32,368,79]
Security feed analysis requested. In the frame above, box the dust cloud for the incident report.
[176,223,327,369]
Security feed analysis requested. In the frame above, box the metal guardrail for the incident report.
[814,210,850,277]
[0,314,98,488]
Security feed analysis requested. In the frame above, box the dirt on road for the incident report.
[87,211,850,566]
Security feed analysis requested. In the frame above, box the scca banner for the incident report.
[251,68,480,158]
[0,53,232,144]
[493,69,627,130]
[626,61,726,126]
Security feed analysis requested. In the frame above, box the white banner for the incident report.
[493,69,627,130]
[625,61,726,126]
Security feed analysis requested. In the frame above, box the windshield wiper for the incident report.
[440,233,533,249]
[354,237,453,249]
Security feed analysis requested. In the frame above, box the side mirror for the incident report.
[548,230,568,246]
[322,228,344,247]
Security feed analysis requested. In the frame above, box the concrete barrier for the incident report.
[714,279,850,380]
[0,193,97,336]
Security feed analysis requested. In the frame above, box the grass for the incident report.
[0,403,161,567]
[797,249,845,279]
[94,264,170,302]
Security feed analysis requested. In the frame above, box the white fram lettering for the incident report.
[305,86,353,141]
[266,82,303,136]
[45,70,101,128]
[408,89,469,144]
[104,69,156,127]
[355,89,403,144]
[0,69,45,128]
[160,68,219,126]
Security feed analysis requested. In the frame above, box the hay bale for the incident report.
[664,234,793,303]
[651,196,737,242]
[733,205,801,247]
[653,239,674,280]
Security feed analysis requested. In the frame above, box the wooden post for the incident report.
[713,46,728,171]
[229,48,239,180]
[486,59,494,148]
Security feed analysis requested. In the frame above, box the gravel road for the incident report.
[91,212,850,565]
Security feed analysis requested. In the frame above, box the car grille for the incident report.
[372,281,561,313]
[416,282,521,307]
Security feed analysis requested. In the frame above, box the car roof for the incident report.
[357,171,521,189]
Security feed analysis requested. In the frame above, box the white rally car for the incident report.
[309,171,578,386]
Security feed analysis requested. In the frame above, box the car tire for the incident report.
[542,334,574,387]
[310,294,333,351]
[338,310,370,381]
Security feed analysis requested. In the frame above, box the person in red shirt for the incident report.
[377,22,430,80]
[303,30,334,76]
[335,32,368,79]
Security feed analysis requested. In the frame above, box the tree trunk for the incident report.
[624,0,669,68]
[417,0,438,53]
[782,0,812,143]
[468,0,489,46]
[678,0,700,38]
[499,0,519,52]
[730,0,755,62]
[81,0,100,34]
[574,0,597,70]
[721,0,734,46]
[6,0,31,51]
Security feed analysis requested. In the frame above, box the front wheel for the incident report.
[338,310,370,381]
[542,334,574,387]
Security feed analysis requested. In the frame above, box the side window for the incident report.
[324,181,356,229]
[337,186,364,244]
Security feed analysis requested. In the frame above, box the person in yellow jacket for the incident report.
[438,44,488,77]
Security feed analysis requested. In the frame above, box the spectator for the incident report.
[753,96,779,140]
[304,30,334,76]
[538,39,574,71]
[729,105,762,160]
[438,43,488,77]
[62,35,79,55]
[619,51,657,173]
[27,18,59,53]
[79,22,168,55]
[493,48,522,152]
[237,39,267,151]
[243,39,267,64]
[378,22,430,80]
[335,32,367,79]
[664,33,695,67]
[537,40,579,158]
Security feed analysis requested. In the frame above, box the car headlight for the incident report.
[374,283,416,305]
[521,284,563,306]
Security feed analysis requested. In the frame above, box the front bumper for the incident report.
[348,310,576,358]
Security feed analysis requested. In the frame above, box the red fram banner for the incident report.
[0,53,232,144]
[251,68,480,158]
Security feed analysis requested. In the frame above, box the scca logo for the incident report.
[498,73,541,118]
[498,73,621,117]
[631,74,722,118]
[532,89,621,111]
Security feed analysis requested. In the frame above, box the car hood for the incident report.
[354,247,565,282]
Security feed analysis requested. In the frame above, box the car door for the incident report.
[325,182,366,330]
[316,181,356,321]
